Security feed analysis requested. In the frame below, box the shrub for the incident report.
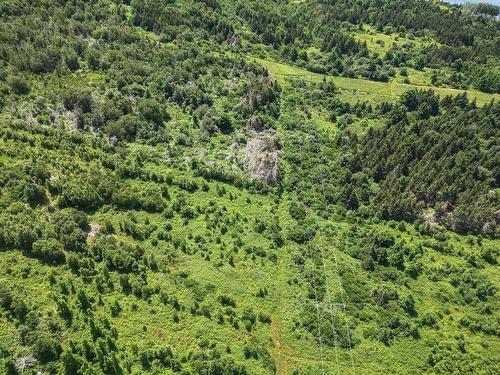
[372,285,399,305]
[138,98,170,128]
[11,297,29,321]
[420,312,438,328]
[0,287,13,310]
[62,89,93,113]
[218,294,236,307]
[33,336,61,363]
[32,238,66,264]
[401,294,416,315]
[8,76,30,95]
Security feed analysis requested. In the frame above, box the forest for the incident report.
[0,1,498,374]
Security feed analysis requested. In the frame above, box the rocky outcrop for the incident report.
[249,116,264,132]
[229,35,241,48]
[16,356,38,372]
[245,130,280,185]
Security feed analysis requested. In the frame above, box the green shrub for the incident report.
[33,336,61,363]
[8,76,30,95]
[32,238,65,264]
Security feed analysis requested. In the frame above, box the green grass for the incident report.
[353,25,438,56]
[1,78,499,374]
[264,72,500,374]
[271,216,500,374]
[0,21,498,375]
[254,57,500,106]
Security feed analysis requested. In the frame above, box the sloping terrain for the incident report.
[0,1,499,375]
[254,58,500,106]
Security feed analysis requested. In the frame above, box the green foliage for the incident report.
[33,336,61,363]
[356,91,499,234]
[0,1,498,375]
[8,76,30,95]
[32,238,65,264]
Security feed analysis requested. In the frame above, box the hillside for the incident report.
[0,1,499,375]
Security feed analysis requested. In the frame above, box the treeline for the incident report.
[314,0,499,48]
[314,0,500,91]
[0,0,283,191]
[5,0,497,91]
[352,90,499,235]
[229,0,500,91]
[132,0,234,42]
[279,80,499,236]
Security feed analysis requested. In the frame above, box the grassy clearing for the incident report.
[352,25,438,56]
[253,57,500,106]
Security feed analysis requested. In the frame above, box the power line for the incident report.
[280,69,356,374]
[311,124,356,373]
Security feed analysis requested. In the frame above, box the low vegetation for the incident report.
[0,1,498,374]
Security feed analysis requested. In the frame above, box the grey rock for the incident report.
[16,355,38,372]
[249,116,264,132]
[229,35,241,48]
[245,130,280,185]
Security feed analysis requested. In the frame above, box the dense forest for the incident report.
[0,1,498,374]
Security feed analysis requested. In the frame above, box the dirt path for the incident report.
[269,196,296,375]
[269,238,293,375]
[270,313,290,375]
